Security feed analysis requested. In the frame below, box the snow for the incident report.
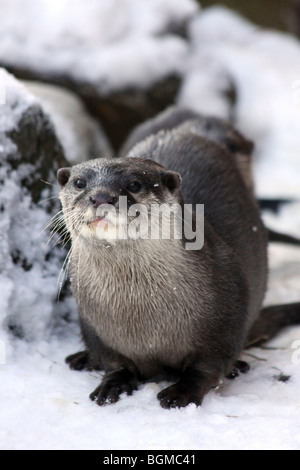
[1,2,300,451]
[0,0,197,92]
[0,68,36,136]
[178,59,236,120]
[1,322,300,450]
[23,81,113,164]
[0,0,198,46]
[178,7,300,198]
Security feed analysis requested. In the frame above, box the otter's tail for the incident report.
[247,303,300,348]
[258,199,293,213]
[268,229,300,246]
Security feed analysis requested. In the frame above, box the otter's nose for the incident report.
[90,193,117,208]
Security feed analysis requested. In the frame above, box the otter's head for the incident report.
[57,157,182,244]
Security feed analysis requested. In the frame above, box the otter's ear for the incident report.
[57,168,71,187]
[228,136,254,155]
[161,171,182,192]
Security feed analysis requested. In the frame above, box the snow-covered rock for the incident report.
[0,0,198,149]
[0,69,76,343]
[179,7,300,198]
[0,0,197,88]
[23,81,113,164]
[0,70,66,202]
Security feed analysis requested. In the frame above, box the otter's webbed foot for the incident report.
[226,360,250,380]
[66,350,96,372]
[158,382,202,409]
[157,368,217,409]
[90,368,138,406]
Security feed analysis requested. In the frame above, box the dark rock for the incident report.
[5,105,67,203]
[0,1,198,150]
[287,0,300,38]
[81,75,182,152]
[23,81,113,163]
[3,65,182,153]
[275,373,291,383]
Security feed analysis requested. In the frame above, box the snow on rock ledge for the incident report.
[180,7,300,198]
[23,81,113,164]
[0,0,198,150]
[0,69,74,344]
[0,69,66,202]
[0,0,197,88]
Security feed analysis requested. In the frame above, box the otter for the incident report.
[120,106,254,192]
[121,106,300,246]
[58,127,300,409]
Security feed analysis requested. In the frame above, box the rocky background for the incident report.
[1,0,300,450]
[200,0,300,33]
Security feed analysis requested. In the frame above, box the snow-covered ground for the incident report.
[1,299,300,450]
[0,1,300,451]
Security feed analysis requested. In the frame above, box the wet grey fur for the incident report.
[120,106,254,191]
[121,106,300,248]
[58,125,269,408]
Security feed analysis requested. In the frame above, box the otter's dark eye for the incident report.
[75,178,87,190]
[127,181,141,193]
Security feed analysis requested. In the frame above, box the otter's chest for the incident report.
[70,245,198,368]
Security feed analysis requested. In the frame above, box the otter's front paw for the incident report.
[90,369,138,406]
[65,350,93,371]
[157,383,202,409]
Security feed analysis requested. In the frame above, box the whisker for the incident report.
[50,203,89,302]
[41,179,59,188]
[47,214,78,246]
[52,228,72,248]
[42,211,66,233]
[42,208,76,234]
[56,223,85,302]
[56,246,73,302]
[37,196,60,206]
